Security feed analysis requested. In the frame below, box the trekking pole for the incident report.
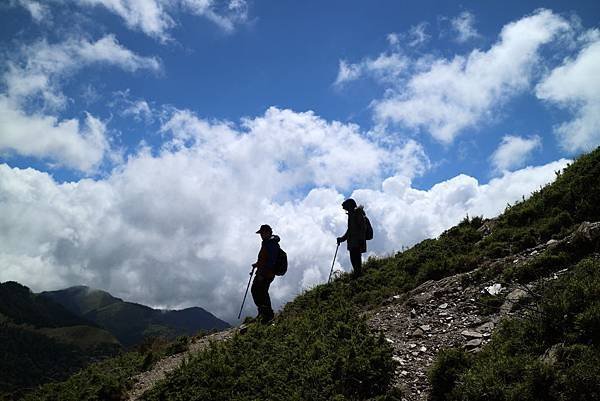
[327,243,340,283]
[238,267,255,320]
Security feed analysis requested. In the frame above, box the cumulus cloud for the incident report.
[374,9,571,143]
[0,107,571,323]
[0,35,160,172]
[536,30,600,153]
[450,11,480,43]
[0,97,110,172]
[77,0,248,41]
[491,134,542,172]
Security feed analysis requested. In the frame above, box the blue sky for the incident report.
[0,0,598,322]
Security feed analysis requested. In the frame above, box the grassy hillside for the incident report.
[0,282,122,400]
[0,282,94,328]
[24,147,600,400]
[41,286,122,316]
[0,323,97,400]
[42,286,231,347]
[39,325,120,351]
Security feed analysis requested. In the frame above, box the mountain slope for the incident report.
[23,147,600,401]
[41,286,231,347]
[40,285,122,316]
[0,281,95,328]
[0,282,121,400]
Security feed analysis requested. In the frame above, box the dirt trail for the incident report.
[126,328,236,400]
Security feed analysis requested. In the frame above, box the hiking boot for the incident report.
[260,311,274,324]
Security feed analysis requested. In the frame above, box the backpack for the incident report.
[273,247,288,276]
[364,215,374,241]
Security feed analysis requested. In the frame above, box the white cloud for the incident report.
[79,0,174,41]
[14,0,51,23]
[334,53,408,86]
[536,31,600,153]
[0,107,571,323]
[387,33,400,47]
[0,35,160,171]
[408,22,430,47]
[181,0,248,33]
[491,134,542,172]
[334,60,363,86]
[0,97,110,172]
[77,0,248,41]
[451,11,480,43]
[373,9,571,143]
[4,35,161,108]
[112,91,154,122]
[353,159,570,252]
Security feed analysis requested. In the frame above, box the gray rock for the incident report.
[412,328,424,337]
[500,288,529,314]
[540,343,563,366]
[439,303,449,309]
[461,330,483,338]
[476,321,495,332]
[414,292,433,304]
[572,221,600,244]
[465,338,482,348]
[419,324,431,331]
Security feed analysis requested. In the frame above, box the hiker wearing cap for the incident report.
[337,199,368,277]
[251,224,280,323]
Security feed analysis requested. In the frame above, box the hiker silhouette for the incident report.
[250,224,279,324]
[337,199,368,277]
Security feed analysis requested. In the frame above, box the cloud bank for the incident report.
[0,107,571,323]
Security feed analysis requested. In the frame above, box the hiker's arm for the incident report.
[337,231,348,244]
[253,245,267,268]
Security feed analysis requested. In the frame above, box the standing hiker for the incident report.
[251,224,279,323]
[337,198,370,277]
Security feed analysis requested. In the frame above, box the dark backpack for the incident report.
[365,215,373,241]
[273,247,288,276]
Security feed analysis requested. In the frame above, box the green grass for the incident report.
[19,335,190,401]
[143,301,397,401]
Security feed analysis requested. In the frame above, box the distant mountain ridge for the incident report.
[0,281,121,398]
[40,285,230,347]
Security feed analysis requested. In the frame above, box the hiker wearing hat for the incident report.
[337,198,368,277]
[251,224,280,323]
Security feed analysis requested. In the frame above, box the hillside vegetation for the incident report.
[0,282,121,400]
[24,147,600,400]
[41,286,230,347]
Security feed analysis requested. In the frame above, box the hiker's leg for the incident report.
[262,276,274,322]
[349,248,362,277]
[251,275,264,317]
[251,274,274,320]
